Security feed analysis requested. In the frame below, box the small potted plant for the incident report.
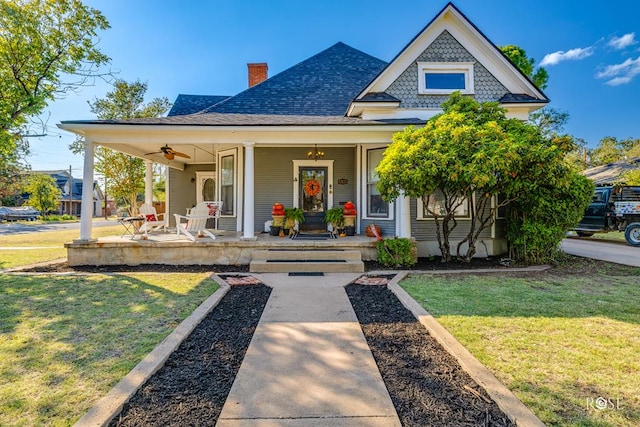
[284,207,305,235]
[324,207,345,237]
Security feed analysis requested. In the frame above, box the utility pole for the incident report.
[104,177,108,220]
[69,165,73,215]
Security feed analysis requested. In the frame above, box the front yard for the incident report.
[0,224,123,269]
[0,272,218,426]
[401,258,640,426]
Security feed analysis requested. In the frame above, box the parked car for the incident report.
[574,185,640,246]
[0,206,40,222]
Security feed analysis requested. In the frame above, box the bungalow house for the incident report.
[27,170,104,217]
[58,3,548,264]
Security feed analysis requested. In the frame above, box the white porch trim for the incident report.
[76,139,95,242]
[144,160,153,205]
[242,142,256,240]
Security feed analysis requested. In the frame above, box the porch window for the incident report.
[219,151,236,216]
[366,148,389,218]
[418,191,471,219]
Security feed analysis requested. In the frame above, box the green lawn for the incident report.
[0,272,219,426]
[0,225,123,269]
[401,263,640,426]
[590,231,628,242]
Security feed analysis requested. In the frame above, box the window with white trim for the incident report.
[417,192,471,219]
[366,148,390,218]
[218,149,236,216]
[418,62,474,95]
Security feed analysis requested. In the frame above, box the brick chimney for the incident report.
[248,63,268,87]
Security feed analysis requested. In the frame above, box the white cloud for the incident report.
[605,76,632,86]
[540,47,595,66]
[596,56,640,85]
[608,33,637,50]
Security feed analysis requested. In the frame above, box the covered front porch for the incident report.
[60,119,412,248]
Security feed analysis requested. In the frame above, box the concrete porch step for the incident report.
[250,249,364,273]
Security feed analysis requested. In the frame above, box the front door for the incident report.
[299,167,328,231]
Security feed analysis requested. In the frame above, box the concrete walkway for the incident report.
[216,273,401,427]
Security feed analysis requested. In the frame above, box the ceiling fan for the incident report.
[145,145,191,160]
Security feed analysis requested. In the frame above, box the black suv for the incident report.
[574,186,640,246]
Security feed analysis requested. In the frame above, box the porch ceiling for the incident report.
[58,122,410,169]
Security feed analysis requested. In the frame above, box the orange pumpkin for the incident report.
[343,201,356,216]
[272,202,285,216]
[365,223,382,238]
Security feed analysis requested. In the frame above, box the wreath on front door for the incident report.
[304,179,321,197]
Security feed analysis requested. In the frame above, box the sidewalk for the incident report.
[216,273,401,427]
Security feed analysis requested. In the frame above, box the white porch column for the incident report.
[77,139,95,242]
[396,193,411,238]
[144,160,153,205]
[165,165,170,229]
[241,142,256,240]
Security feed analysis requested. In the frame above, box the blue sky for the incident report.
[28,0,640,175]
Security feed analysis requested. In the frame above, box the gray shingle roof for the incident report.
[62,113,424,127]
[498,93,545,103]
[357,92,401,102]
[583,158,640,185]
[167,95,230,116]
[203,42,387,116]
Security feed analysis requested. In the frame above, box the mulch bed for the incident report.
[16,263,250,273]
[364,256,518,271]
[109,282,271,427]
[18,257,507,273]
[346,283,515,427]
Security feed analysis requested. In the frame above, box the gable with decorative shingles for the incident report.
[386,30,508,109]
[347,3,548,120]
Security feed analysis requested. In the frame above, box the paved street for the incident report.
[0,219,114,236]
[561,238,640,267]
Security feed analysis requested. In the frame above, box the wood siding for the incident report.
[254,147,357,232]
[169,164,214,226]
[410,196,493,241]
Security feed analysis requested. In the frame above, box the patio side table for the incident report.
[118,216,143,239]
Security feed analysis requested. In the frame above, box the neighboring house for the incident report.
[582,158,640,185]
[28,170,104,217]
[59,3,548,256]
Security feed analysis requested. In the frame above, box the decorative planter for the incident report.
[345,225,356,236]
[272,215,285,227]
[269,225,281,236]
[343,215,356,227]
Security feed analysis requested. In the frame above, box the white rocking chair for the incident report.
[139,203,167,236]
[174,201,222,241]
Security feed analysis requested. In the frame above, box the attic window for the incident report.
[418,62,474,95]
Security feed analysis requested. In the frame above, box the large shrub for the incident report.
[507,172,593,263]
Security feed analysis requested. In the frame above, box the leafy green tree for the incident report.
[590,136,623,166]
[0,0,110,179]
[70,79,171,215]
[564,137,589,171]
[25,174,61,216]
[620,137,640,159]
[619,168,640,185]
[377,92,592,263]
[500,45,549,89]
[377,93,516,261]
[528,108,588,170]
